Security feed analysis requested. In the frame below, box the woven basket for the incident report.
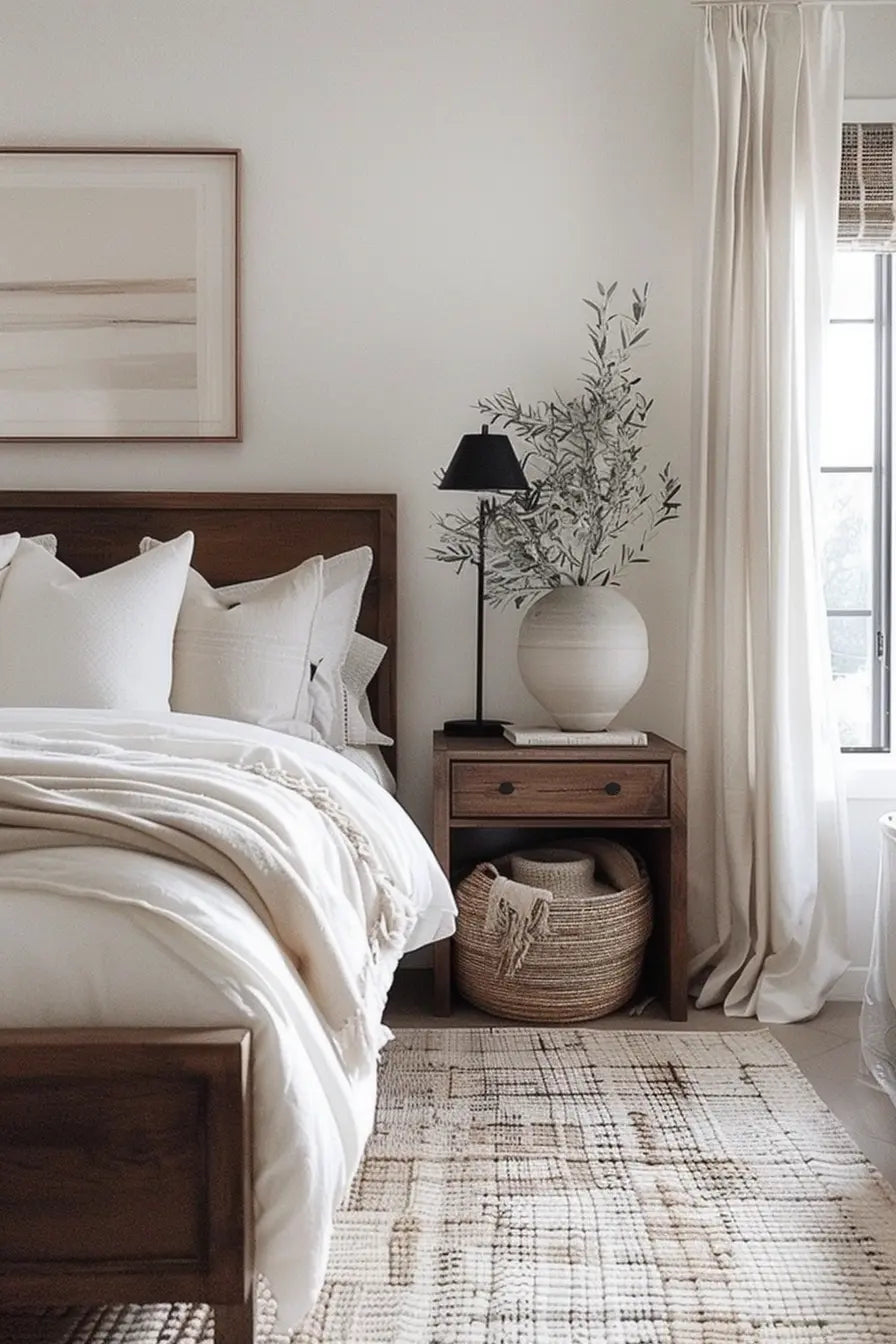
[454,838,652,1022]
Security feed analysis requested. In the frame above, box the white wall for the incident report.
[0,0,694,823]
[844,6,896,94]
[2,0,894,986]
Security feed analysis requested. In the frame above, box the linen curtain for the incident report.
[686,2,850,1021]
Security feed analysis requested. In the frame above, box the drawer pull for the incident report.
[604,781,622,796]
[497,781,515,795]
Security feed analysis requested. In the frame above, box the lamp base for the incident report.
[442,718,507,737]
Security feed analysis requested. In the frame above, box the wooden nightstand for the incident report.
[431,731,687,1020]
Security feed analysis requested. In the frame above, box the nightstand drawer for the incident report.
[450,761,668,819]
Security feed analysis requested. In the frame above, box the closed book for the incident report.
[503,725,648,747]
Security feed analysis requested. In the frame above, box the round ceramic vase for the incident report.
[517,585,648,730]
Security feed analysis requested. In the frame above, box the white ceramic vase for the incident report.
[517,585,648,730]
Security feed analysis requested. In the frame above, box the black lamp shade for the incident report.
[438,424,528,493]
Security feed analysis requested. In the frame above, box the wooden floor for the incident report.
[385,971,896,1188]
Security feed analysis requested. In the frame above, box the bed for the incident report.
[0,491,455,1344]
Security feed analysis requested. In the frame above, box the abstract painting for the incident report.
[0,149,239,440]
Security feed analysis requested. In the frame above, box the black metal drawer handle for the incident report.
[604,781,622,796]
[498,781,515,795]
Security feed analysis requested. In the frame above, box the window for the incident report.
[821,251,893,750]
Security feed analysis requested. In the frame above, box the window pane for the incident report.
[818,472,873,610]
[821,323,876,466]
[828,615,873,748]
[830,252,875,319]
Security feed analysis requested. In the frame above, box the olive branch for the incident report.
[432,282,681,609]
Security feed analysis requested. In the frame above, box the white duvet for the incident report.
[0,708,455,1329]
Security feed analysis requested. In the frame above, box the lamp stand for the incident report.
[443,498,506,737]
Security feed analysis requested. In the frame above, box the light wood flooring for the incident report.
[385,971,896,1188]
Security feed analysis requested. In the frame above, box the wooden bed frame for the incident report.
[0,491,398,1344]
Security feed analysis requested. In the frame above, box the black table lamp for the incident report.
[438,424,529,736]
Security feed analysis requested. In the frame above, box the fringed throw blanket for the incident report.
[482,865,552,979]
[0,730,417,1076]
[0,709,455,1329]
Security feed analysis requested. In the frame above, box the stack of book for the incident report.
[503,725,648,747]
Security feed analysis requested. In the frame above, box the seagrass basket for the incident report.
[454,838,652,1021]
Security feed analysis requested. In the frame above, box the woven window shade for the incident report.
[839,123,896,250]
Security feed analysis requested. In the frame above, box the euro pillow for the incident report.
[170,555,323,729]
[215,546,374,744]
[139,540,385,747]
[0,533,193,710]
[220,549,391,749]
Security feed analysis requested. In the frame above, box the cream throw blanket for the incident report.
[482,866,553,979]
[0,737,416,1075]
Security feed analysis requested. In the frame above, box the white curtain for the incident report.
[687,2,850,1022]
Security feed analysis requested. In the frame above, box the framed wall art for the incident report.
[0,148,240,441]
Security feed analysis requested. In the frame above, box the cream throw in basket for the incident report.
[454,839,652,1021]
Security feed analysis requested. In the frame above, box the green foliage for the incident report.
[432,283,681,608]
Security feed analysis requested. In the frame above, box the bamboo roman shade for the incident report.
[839,123,896,249]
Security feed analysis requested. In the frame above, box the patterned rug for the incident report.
[6,1028,896,1344]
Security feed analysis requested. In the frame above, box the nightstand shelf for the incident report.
[432,731,687,1020]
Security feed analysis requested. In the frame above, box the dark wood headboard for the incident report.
[0,491,397,766]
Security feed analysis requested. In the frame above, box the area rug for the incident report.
[6,1028,896,1344]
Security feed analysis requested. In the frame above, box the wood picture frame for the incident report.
[0,148,240,441]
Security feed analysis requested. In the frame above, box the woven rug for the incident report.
[6,1027,896,1344]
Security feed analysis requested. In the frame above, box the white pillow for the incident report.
[0,533,19,567]
[170,556,323,729]
[0,532,57,596]
[304,549,380,748]
[0,533,193,710]
[225,550,391,748]
[308,546,373,667]
[139,539,377,746]
[217,543,371,665]
[316,631,393,748]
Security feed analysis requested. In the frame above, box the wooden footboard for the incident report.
[0,1028,255,1344]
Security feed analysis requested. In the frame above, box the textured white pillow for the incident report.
[316,631,393,748]
[0,533,193,709]
[139,539,376,746]
[0,532,57,596]
[215,544,372,662]
[170,556,323,728]
[0,533,57,563]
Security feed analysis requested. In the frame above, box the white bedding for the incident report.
[341,742,396,793]
[0,708,455,1328]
